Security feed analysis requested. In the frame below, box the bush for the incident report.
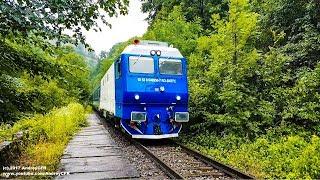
[183,130,320,179]
[0,103,87,171]
[0,38,90,124]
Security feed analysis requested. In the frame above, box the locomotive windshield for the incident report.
[159,58,182,75]
[129,56,154,74]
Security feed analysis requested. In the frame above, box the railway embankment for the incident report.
[0,103,87,178]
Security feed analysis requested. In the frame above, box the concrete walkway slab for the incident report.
[56,113,139,179]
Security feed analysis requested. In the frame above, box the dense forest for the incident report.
[91,0,320,178]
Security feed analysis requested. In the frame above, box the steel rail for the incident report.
[94,110,183,179]
[171,140,255,179]
[95,110,254,179]
[129,138,184,179]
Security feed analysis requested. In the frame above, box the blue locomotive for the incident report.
[94,40,189,139]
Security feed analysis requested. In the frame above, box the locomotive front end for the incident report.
[117,41,189,139]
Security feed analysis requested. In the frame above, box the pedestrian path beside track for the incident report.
[56,113,139,179]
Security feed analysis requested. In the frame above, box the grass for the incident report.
[0,102,88,172]
[181,130,320,179]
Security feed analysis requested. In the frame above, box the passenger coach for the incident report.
[94,40,189,139]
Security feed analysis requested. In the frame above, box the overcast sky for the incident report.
[83,0,149,54]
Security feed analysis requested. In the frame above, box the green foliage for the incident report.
[0,0,130,125]
[0,0,131,123]
[141,0,228,30]
[140,0,320,178]
[92,0,320,140]
[188,0,262,136]
[183,130,320,179]
[143,6,202,56]
[179,0,320,138]
[56,51,90,103]
[0,0,129,173]
[282,64,320,129]
[0,37,63,79]
[0,103,87,171]
[0,0,129,46]
[74,44,99,69]
[0,38,90,123]
[18,74,71,113]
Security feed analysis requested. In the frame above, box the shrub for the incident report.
[0,103,87,171]
[183,131,320,179]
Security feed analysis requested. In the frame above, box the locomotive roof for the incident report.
[122,42,184,58]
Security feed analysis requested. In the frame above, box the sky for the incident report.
[83,0,149,54]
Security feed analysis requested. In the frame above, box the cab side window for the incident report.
[115,57,121,79]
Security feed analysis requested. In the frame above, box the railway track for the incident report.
[96,110,254,179]
[131,139,254,179]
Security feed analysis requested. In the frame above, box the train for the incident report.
[92,40,189,139]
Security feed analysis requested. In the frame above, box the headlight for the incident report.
[135,94,140,100]
[156,50,161,56]
[150,50,156,56]
[175,112,189,122]
[131,112,147,122]
[176,95,181,101]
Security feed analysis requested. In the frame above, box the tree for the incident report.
[141,0,228,30]
[254,0,320,132]
[0,0,129,46]
[143,6,202,56]
[99,50,109,60]
[189,0,261,136]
